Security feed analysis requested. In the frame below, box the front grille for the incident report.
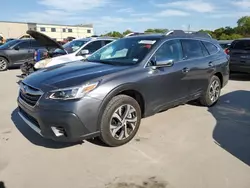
[19,107,40,128]
[19,82,43,107]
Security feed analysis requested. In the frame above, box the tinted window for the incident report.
[62,28,66,32]
[103,40,113,46]
[200,42,209,56]
[232,40,250,50]
[30,40,43,48]
[84,41,102,53]
[17,41,30,49]
[40,27,46,32]
[51,28,56,32]
[68,29,73,33]
[87,29,91,33]
[181,39,204,59]
[154,39,183,62]
[203,41,218,55]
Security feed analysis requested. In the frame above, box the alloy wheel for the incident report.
[0,58,7,71]
[110,104,138,140]
[209,80,220,102]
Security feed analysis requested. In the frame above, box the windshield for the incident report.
[87,37,158,65]
[0,40,20,49]
[54,40,88,54]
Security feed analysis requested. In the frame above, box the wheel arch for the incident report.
[97,84,146,127]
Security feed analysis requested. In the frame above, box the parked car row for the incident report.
[17,30,230,147]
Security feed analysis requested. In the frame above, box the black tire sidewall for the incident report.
[0,57,8,71]
[205,76,221,106]
[100,95,141,147]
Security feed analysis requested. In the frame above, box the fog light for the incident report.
[51,126,66,137]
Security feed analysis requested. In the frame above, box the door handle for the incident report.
[182,67,190,73]
[208,62,214,67]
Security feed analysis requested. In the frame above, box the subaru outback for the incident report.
[17,30,229,147]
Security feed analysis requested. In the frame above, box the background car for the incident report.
[0,39,48,71]
[229,38,250,74]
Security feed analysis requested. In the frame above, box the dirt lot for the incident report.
[0,69,250,188]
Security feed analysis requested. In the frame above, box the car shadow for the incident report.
[230,73,250,81]
[11,108,83,149]
[210,90,250,166]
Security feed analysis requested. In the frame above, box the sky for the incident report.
[1,0,250,34]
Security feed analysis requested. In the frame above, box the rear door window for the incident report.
[181,39,204,59]
[200,41,209,56]
[30,40,43,48]
[202,41,218,55]
[16,41,31,49]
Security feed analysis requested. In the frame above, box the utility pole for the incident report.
[188,24,190,32]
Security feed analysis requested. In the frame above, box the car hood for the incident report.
[34,53,78,69]
[23,61,130,91]
[27,30,65,51]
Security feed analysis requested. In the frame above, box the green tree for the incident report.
[144,28,168,34]
[237,16,250,36]
[103,31,123,38]
[123,30,133,36]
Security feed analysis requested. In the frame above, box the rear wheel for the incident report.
[0,57,8,71]
[199,75,221,107]
[99,95,141,147]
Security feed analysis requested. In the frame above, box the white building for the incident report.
[0,21,94,41]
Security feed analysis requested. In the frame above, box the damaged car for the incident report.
[24,30,116,74]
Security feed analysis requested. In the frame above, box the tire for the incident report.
[99,95,141,147]
[199,75,221,107]
[0,57,8,71]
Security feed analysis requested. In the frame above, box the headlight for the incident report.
[48,82,99,100]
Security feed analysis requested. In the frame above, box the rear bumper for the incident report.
[230,64,250,74]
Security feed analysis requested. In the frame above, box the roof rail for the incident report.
[124,32,145,37]
[164,30,212,39]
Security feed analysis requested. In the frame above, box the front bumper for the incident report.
[17,95,102,142]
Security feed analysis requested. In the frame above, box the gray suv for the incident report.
[17,30,229,147]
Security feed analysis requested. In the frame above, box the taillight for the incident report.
[225,48,230,55]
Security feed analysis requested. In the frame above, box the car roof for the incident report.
[124,32,215,42]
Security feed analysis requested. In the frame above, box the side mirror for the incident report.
[14,46,20,50]
[151,57,174,69]
[79,49,89,56]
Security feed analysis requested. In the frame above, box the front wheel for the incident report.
[0,57,8,71]
[199,75,221,107]
[99,95,141,147]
